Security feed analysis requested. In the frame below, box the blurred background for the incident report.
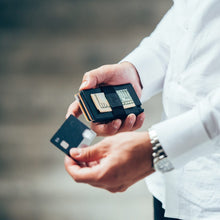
[0,0,172,219]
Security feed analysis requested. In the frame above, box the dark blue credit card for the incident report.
[50,115,96,156]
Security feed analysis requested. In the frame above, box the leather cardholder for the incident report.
[75,83,144,123]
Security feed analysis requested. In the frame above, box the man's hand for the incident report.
[66,62,145,136]
[64,132,154,193]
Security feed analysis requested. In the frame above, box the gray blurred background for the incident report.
[0,0,172,219]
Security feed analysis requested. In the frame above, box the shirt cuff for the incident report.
[151,107,213,168]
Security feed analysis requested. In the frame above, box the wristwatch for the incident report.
[148,129,174,173]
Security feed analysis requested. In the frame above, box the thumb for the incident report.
[79,73,96,91]
[79,65,116,91]
[70,143,107,162]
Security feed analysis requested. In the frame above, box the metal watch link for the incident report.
[148,129,174,173]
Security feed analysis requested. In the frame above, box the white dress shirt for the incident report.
[122,0,220,219]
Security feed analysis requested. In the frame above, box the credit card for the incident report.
[50,115,96,156]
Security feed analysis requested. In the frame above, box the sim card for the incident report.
[50,115,96,156]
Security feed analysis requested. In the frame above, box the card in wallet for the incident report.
[50,115,96,156]
[75,83,144,123]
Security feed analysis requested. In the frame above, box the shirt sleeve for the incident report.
[152,88,220,168]
[121,5,174,101]
[121,4,220,169]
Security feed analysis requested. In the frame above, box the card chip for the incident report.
[50,115,96,156]
[60,140,69,149]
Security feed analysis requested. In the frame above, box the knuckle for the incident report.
[118,187,127,192]
[83,148,95,161]
[99,65,107,72]
[107,185,126,193]
[83,71,90,80]
[81,149,90,160]
[108,189,117,193]
[86,150,93,161]
[116,185,127,193]
[106,186,118,193]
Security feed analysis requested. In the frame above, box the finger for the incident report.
[117,114,136,133]
[90,119,122,136]
[79,65,117,91]
[87,161,99,167]
[65,155,94,183]
[131,112,145,131]
[64,155,79,171]
[66,101,82,119]
[65,161,102,183]
[70,141,108,162]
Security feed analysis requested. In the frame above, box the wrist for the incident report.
[138,131,154,171]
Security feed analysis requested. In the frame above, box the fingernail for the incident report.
[113,119,121,130]
[79,80,88,90]
[139,115,145,122]
[140,116,144,122]
[70,148,81,158]
[128,114,135,125]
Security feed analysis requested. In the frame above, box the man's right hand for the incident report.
[66,62,145,136]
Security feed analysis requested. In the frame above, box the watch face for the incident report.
[155,158,174,173]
